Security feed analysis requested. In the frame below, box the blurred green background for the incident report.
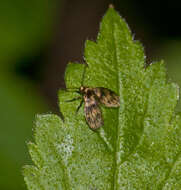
[0,0,181,189]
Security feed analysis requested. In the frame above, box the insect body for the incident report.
[67,86,120,130]
[81,86,120,130]
[65,64,119,130]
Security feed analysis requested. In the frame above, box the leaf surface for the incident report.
[23,7,181,190]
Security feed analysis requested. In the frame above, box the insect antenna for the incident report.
[64,63,88,111]
[81,62,88,86]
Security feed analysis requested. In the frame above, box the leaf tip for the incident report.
[109,4,114,9]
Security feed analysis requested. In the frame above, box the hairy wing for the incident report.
[84,95,103,130]
[93,87,120,107]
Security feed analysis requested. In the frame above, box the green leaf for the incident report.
[23,7,181,189]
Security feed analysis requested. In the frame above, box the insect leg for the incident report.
[65,97,81,102]
[76,99,84,114]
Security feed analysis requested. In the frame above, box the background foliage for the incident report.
[0,0,55,189]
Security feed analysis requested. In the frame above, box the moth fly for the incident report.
[65,64,120,130]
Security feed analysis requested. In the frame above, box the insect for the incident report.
[65,65,120,130]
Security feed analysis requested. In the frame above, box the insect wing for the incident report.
[84,95,103,130]
[93,87,120,107]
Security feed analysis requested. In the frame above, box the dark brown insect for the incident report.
[65,64,119,130]
[66,86,120,130]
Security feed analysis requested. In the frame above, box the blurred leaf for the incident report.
[0,74,48,190]
[156,40,181,110]
[0,0,56,70]
[0,0,57,189]
[23,7,181,189]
